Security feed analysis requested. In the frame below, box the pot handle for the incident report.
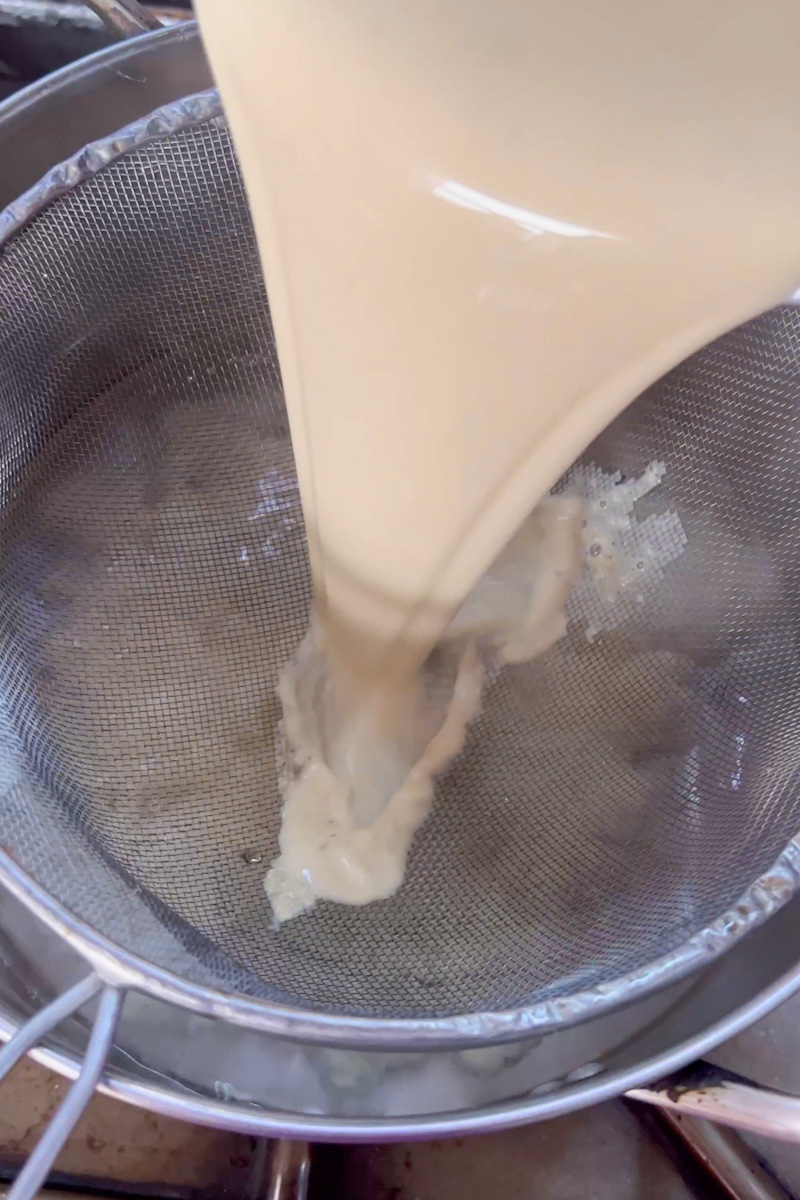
[82,0,163,38]
[0,975,314,1200]
[0,975,124,1200]
[628,1061,800,1143]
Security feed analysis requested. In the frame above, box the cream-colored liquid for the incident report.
[195,0,800,918]
[267,494,584,922]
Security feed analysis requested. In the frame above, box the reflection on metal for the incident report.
[655,1107,793,1200]
[264,1140,311,1200]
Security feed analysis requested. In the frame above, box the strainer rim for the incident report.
[0,88,223,249]
[4,92,800,1046]
[3,838,800,1047]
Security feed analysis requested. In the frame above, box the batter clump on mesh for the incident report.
[266,459,687,925]
[265,495,586,923]
[266,621,485,923]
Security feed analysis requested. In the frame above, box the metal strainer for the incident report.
[2,89,800,1062]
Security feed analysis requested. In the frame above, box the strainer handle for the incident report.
[0,975,123,1200]
[82,0,163,38]
[628,1061,800,1142]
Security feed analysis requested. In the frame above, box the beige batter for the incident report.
[195,0,800,919]
[267,495,584,921]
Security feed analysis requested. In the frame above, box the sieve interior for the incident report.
[2,112,800,1024]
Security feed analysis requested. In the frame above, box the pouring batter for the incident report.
[195,0,800,920]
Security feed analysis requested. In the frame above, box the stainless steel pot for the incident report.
[3,10,800,1196]
[5,851,800,1140]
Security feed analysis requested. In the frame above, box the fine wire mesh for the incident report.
[2,115,800,1022]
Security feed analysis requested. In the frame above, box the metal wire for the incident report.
[1,113,800,1027]
[0,973,102,1083]
[6,986,122,1200]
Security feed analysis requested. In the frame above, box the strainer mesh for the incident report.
[1,115,800,1021]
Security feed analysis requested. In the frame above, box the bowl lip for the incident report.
[0,19,199,135]
[4,86,800,1048]
[4,878,800,1138]
[4,840,800,1048]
